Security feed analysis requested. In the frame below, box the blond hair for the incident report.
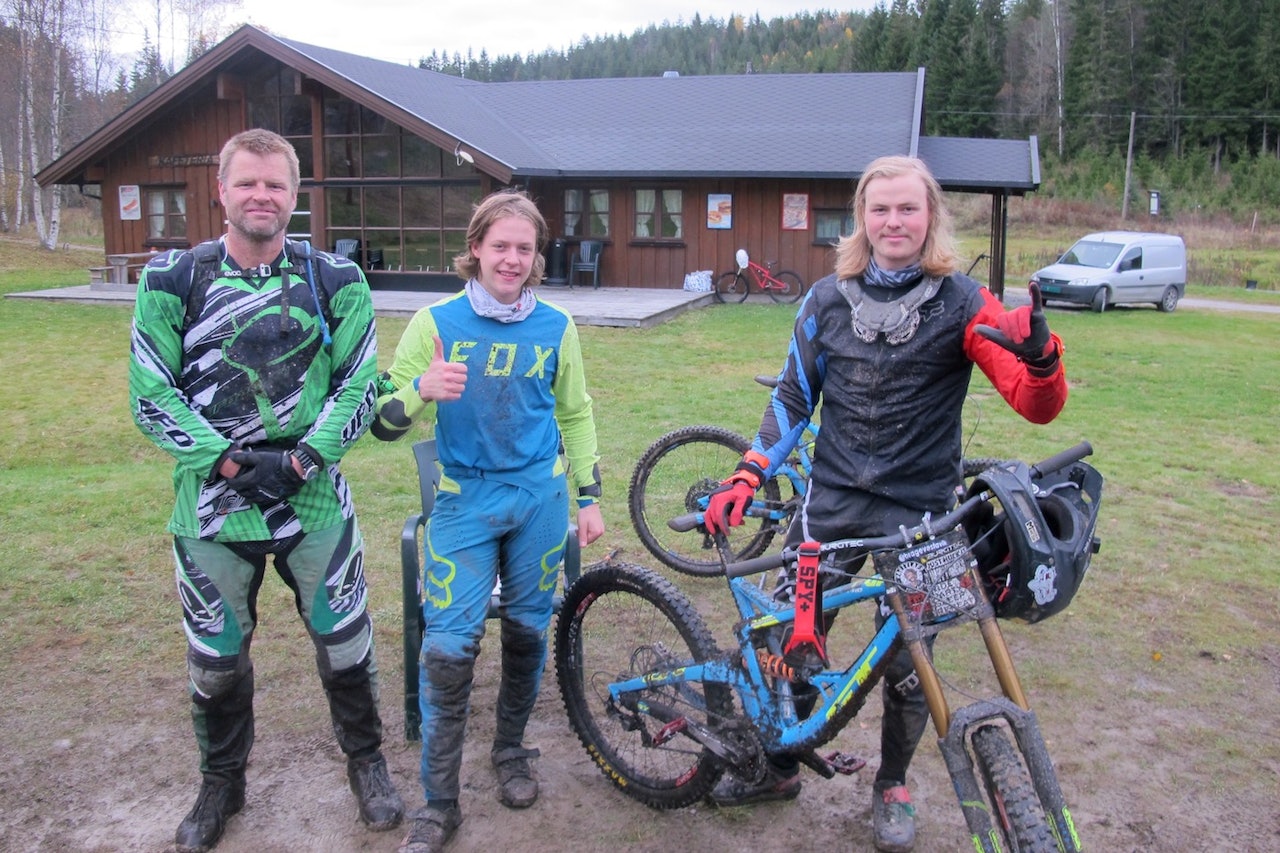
[453,190,548,285]
[218,129,300,193]
[834,155,959,279]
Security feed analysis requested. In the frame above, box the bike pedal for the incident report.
[823,751,867,776]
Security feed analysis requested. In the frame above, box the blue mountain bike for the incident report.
[559,443,1102,852]
[627,376,1004,578]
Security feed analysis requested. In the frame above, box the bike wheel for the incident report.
[767,270,805,304]
[715,271,750,303]
[554,562,732,809]
[628,425,787,577]
[971,724,1058,852]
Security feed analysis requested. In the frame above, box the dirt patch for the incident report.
[1,575,1277,853]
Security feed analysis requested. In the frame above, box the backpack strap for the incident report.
[180,240,224,334]
[285,238,333,346]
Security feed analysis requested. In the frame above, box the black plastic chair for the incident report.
[401,438,581,741]
[568,240,604,289]
[334,238,362,266]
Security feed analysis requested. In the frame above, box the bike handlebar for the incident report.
[1030,440,1092,479]
[668,441,1095,579]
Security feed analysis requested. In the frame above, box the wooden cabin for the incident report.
[38,25,1039,297]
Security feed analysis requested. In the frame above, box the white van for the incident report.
[1030,231,1187,313]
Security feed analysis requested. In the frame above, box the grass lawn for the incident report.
[0,229,1277,847]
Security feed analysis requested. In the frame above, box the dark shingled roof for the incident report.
[39,26,1038,194]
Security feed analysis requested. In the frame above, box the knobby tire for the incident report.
[628,425,787,577]
[971,725,1058,852]
[554,562,732,809]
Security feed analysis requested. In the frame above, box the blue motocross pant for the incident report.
[415,471,569,802]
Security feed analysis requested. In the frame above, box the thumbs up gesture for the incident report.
[416,336,468,402]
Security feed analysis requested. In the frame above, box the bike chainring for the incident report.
[715,718,768,785]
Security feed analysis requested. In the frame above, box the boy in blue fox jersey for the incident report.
[375,191,604,853]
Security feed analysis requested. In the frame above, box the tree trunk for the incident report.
[0,121,9,233]
[42,6,65,250]
[1052,0,1065,158]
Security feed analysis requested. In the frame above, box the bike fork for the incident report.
[937,699,1082,852]
[888,590,1082,852]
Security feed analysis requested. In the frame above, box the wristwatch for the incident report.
[291,448,321,481]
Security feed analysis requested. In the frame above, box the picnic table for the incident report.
[105,251,161,284]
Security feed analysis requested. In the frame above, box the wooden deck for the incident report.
[5,283,719,328]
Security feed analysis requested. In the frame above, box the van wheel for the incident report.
[1091,287,1109,313]
[1157,286,1179,313]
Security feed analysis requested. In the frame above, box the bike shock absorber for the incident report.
[751,647,799,682]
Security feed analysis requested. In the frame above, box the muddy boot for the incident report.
[324,658,403,829]
[181,666,253,852]
[491,746,541,808]
[174,778,245,853]
[491,620,546,807]
[347,753,404,831]
[707,760,801,806]
[398,802,463,853]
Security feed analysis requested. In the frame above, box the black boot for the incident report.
[421,651,477,800]
[492,619,545,749]
[491,620,547,808]
[347,753,404,831]
[181,665,253,852]
[323,657,403,828]
[174,778,245,853]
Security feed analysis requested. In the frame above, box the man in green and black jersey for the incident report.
[129,129,402,853]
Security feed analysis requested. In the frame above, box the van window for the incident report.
[1059,240,1123,269]
[1118,247,1142,272]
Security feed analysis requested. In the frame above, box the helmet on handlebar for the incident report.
[962,459,1103,623]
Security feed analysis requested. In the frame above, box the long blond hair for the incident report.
[453,190,548,285]
[834,155,959,280]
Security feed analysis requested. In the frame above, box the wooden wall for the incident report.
[100,79,244,262]
[527,177,854,290]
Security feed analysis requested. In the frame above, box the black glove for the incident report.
[974,283,1059,376]
[225,448,306,506]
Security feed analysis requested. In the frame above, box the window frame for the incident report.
[564,188,610,238]
[143,185,188,246]
[633,188,683,242]
[813,208,853,246]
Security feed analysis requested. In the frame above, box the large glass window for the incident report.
[326,184,481,272]
[564,188,609,238]
[315,92,481,271]
[144,187,187,242]
[245,67,312,178]
[634,189,682,239]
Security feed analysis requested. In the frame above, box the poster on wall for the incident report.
[707,193,732,229]
[119,185,142,221]
[781,193,809,230]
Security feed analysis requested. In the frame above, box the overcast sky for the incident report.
[119,1,882,68]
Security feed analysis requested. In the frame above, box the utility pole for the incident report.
[1121,111,1136,220]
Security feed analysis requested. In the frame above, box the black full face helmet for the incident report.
[962,458,1104,623]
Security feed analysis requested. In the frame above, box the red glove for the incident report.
[975,283,1059,376]
[704,460,764,534]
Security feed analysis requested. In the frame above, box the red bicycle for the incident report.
[714,249,805,304]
